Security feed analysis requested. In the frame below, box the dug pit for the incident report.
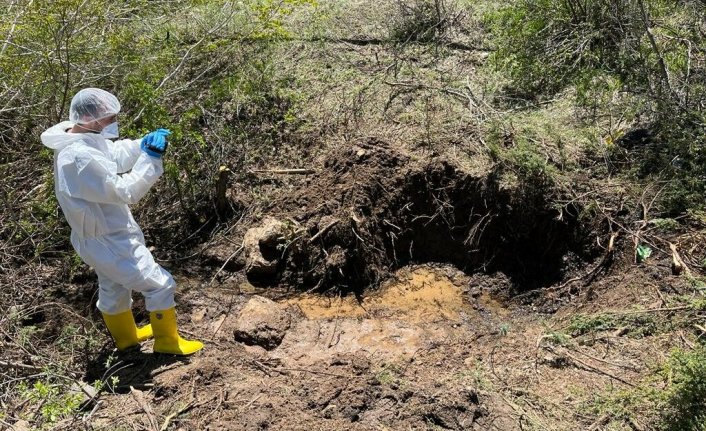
[222,141,596,298]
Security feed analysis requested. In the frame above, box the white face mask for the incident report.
[101,121,119,139]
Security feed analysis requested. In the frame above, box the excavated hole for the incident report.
[279,155,593,297]
[380,165,588,290]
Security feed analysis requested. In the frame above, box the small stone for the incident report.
[191,308,207,323]
[69,381,97,403]
[243,344,268,357]
[239,281,257,294]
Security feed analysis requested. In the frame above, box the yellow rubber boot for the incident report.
[136,323,153,342]
[149,308,203,355]
[102,311,153,351]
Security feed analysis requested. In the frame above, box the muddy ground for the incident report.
[26,143,688,431]
[75,259,690,431]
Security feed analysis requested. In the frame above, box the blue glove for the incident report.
[141,128,171,158]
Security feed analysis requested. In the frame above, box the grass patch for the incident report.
[567,313,665,338]
[591,346,706,430]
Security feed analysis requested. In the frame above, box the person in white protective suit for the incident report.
[40,88,202,355]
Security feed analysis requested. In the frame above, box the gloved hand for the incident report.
[141,128,171,158]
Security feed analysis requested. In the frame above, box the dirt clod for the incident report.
[244,217,286,279]
[233,296,291,350]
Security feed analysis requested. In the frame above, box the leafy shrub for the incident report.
[0,0,318,258]
[486,0,689,100]
[567,312,662,338]
[18,380,84,426]
[657,346,706,430]
[486,0,706,214]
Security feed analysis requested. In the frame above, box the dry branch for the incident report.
[560,349,636,387]
[250,168,316,175]
[130,387,159,431]
[669,242,692,277]
[0,360,43,372]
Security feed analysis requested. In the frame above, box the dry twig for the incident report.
[309,219,340,243]
[130,387,159,431]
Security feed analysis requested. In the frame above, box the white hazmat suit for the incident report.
[41,121,176,314]
[40,88,202,356]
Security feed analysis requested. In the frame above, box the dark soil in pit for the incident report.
[220,139,596,296]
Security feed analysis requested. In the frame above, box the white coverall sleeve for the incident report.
[108,138,143,173]
[61,150,163,205]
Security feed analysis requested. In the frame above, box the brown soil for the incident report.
[79,258,689,430]
[213,140,594,295]
[38,143,692,430]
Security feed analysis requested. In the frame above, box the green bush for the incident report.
[567,312,663,338]
[18,379,84,426]
[0,0,318,256]
[657,346,706,430]
[389,0,450,44]
[486,0,706,214]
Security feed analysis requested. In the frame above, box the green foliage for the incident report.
[18,379,84,425]
[567,312,662,338]
[18,325,39,348]
[483,98,599,192]
[592,346,706,430]
[449,361,492,391]
[487,0,654,99]
[486,0,706,215]
[488,135,559,190]
[649,218,680,233]
[56,322,103,353]
[656,346,706,430]
[249,0,319,40]
[388,0,450,44]
[0,0,319,253]
[375,363,406,387]
[543,330,570,346]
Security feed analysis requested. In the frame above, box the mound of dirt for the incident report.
[210,139,595,295]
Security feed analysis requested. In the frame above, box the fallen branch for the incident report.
[130,387,159,431]
[159,392,222,431]
[250,168,316,175]
[605,305,690,315]
[0,360,43,372]
[569,347,640,372]
[562,350,636,387]
[277,367,361,379]
[588,414,611,431]
[669,242,692,277]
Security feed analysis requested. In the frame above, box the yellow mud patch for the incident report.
[275,266,513,364]
[286,267,465,322]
